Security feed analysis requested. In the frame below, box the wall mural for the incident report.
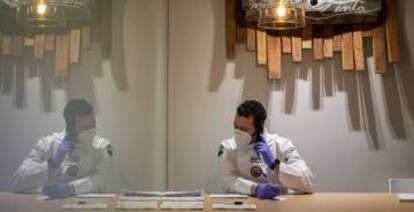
[227,0,400,79]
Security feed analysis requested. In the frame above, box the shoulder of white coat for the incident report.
[36,131,65,149]
[93,136,113,156]
[218,137,236,157]
[266,133,294,149]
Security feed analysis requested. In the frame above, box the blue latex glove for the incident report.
[254,139,275,167]
[50,138,73,167]
[254,183,281,199]
[42,183,71,198]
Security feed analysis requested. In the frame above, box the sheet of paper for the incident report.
[122,190,203,197]
[162,196,204,202]
[116,201,158,210]
[209,194,249,199]
[76,193,117,198]
[399,193,414,202]
[62,203,107,210]
[120,196,161,201]
[213,203,257,210]
[160,201,204,210]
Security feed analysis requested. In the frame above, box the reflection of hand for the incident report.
[42,183,71,198]
[50,139,73,167]
[254,140,275,167]
[254,183,281,199]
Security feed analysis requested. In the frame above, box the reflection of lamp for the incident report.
[256,0,306,30]
[2,0,92,30]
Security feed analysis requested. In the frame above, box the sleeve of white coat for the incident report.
[68,143,113,194]
[218,143,256,195]
[270,139,315,193]
[12,138,51,193]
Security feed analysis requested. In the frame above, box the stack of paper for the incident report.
[399,193,414,202]
[76,193,117,198]
[62,203,108,210]
[209,194,249,199]
[115,201,158,210]
[120,196,161,202]
[212,203,257,210]
[161,196,204,202]
[160,201,204,210]
[122,190,204,197]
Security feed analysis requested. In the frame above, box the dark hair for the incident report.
[237,100,267,139]
[63,99,94,138]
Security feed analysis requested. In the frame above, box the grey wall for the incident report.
[168,0,414,192]
[0,0,168,192]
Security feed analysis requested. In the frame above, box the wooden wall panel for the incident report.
[267,32,282,79]
[385,0,400,63]
[302,24,312,49]
[45,34,55,51]
[55,34,70,78]
[246,22,256,51]
[292,29,302,62]
[341,30,354,70]
[373,25,387,73]
[81,26,91,50]
[281,30,292,54]
[256,29,267,65]
[70,29,81,63]
[323,26,333,58]
[12,36,23,58]
[313,26,323,60]
[225,0,236,59]
[2,36,12,55]
[353,27,365,71]
[34,34,45,60]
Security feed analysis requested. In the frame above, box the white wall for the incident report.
[168,0,414,192]
[0,0,168,191]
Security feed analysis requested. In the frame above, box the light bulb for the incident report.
[37,3,47,15]
[276,5,286,17]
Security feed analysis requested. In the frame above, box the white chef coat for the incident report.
[12,130,113,194]
[218,130,314,195]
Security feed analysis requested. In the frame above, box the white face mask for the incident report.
[234,129,252,148]
[77,128,96,146]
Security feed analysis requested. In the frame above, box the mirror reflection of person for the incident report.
[12,99,113,198]
[218,100,314,199]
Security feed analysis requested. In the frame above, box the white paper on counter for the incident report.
[161,196,204,202]
[120,196,161,201]
[399,193,414,202]
[212,203,257,210]
[62,203,108,210]
[115,201,158,210]
[209,194,249,199]
[76,193,117,198]
[160,201,204,210]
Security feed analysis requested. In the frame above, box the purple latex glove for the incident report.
[254,183,281,199]
[254,140,275,167]
[42,183,71,198]
[50,138,73,167]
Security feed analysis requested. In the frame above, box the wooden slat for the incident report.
[12,36,23,58]
[302,24,312,49]
[34,34,45,60]
[372,25,387,73]
[342,30,354,70]
[267,32,281,79]
[81,26,91,50]
[385,0,400,63]
[101,0,112,59]
[235,0,247,44]
[2,35,12,55]
[313,26,323,60]
[292,29,302,62]
[225,0,236,59]
[256,29,267,65]
[55,33,70,78]
[362,29,373,38]
[246,22,256,51]
[353,27,365,71]
[70,28,81,63]
[323,26,333,58]
[45,34,55,51]
[333,33,342,52]
[281,30,292,54]
[24,37,34,47]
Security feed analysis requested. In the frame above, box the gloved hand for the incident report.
[50,138,73,167]
[42,183,72,198]
[254,183,281,199]
[254,139,275,167]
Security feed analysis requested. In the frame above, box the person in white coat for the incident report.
[12,99,113,198]
[218,100,314,199]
